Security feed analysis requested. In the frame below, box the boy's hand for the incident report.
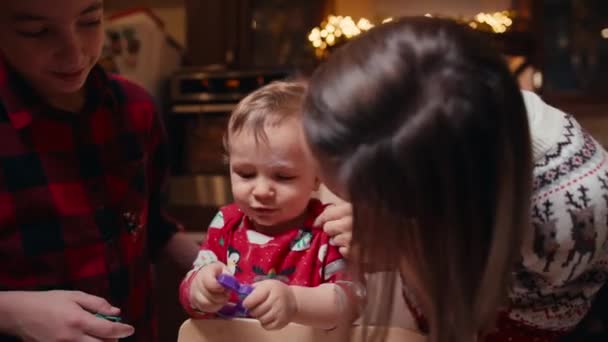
[3,290,134,342]
[242,280,297,330]
[189,263,231,313]
[314,202,353,257]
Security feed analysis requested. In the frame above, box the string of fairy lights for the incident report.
[308,11,516,59]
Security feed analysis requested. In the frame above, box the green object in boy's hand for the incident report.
[95,313,122,322]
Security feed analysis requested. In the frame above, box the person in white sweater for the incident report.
[304,18,608,342]
[510,90,608,336]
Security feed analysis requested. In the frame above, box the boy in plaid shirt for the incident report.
[0,1,198,341]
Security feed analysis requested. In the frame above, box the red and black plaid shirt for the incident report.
[0,58,180,342]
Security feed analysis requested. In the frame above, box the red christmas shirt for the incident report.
[180,199,348,317]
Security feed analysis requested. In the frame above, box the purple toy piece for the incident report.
[217,273,240,292]
[217,274,253,296]
[216,274,254,318]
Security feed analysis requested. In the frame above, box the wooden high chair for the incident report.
[177,318,427,342]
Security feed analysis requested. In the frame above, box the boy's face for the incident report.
[0,0,104,97]
[229,117,320,231]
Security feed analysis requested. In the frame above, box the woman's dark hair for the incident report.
[303,17,532,342]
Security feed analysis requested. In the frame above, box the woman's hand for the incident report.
[315,202,353,258]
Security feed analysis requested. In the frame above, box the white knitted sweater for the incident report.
[510,91,608,331]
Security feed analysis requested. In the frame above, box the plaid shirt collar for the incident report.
[0,56,114,130]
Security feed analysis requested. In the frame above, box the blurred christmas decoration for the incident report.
[309,10,517,59]
[307,15,376,58]
[468,11,514,34]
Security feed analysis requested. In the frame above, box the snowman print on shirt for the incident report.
[227,246,242,275]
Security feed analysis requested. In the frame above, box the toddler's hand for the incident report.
[242,280,297,330]
[314,202,353,257]
[189,263,231,313]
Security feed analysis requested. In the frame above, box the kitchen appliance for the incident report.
[168,68,292,215]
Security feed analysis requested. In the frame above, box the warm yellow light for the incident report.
[308,30,321,42]
[309,14,397,58]
[326,34,336,45]
[602,28,608,39]
[473,11,513,33]
[340,17,361,38]
[382,17,393,24]
[424,13,432,17]
[308,28,320,42]
[357,18,374,31]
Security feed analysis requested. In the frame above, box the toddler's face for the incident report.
[229,117,319,232]
[0,0,104,97]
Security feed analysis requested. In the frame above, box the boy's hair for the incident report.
[303,17,532,342]
[224,80,307,151]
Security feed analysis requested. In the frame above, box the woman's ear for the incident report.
[314,177,321,191]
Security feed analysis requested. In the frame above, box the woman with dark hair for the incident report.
[304,17,608,342]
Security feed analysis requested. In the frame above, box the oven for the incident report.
[167,68,291,230]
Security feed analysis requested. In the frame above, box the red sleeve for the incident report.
[179,209,231,317]
[179,268,212,318]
